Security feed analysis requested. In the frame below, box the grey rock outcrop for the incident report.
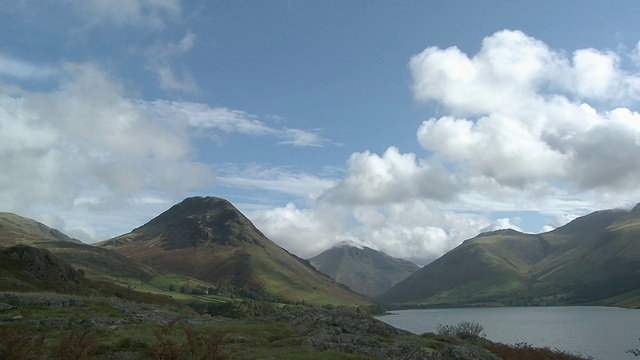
[265,308,500,360]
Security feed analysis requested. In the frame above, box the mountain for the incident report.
[0,212,81,245]
[98,196,370,306]
[377,206,640,308]
[309,243,419,297]
[0,212,160,284]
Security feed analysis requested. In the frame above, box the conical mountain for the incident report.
[98,196,370,305]
[377,206,640,307]
[309,243,419,298]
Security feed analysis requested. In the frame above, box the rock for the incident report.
[26,317,69,329]
[263,308,499,360]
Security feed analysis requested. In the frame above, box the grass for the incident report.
[110,275,233,303]
[0,315,375,359]
[247,247,368,306]
[0,292,373,359]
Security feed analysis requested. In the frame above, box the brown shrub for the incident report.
[48,328,100,360]
[0,328,46,360]
[146,318,234,360]
[485,342,593,360]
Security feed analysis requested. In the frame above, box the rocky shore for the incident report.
[262,308,500,360]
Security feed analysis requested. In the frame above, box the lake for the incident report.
[375,307,640,360]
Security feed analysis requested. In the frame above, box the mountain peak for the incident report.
[477,228,523,237]
[128,196,260,249]
[332,240,366,250]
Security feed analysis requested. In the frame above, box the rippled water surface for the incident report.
[375,306,640,360]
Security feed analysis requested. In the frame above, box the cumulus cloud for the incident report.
[252,198,496,265]
[0,62,211,215]
[479,218,523,233]
[253,29,640,264]
[411,29,640,192]
[321,146,460,205]
[251,202,351,258]
[0,59,337,241]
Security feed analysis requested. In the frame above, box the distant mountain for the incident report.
[0,212,81,245]
[98,196,370,306]
[309,243,419,298]
[377,206,640,308]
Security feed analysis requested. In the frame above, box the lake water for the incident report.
[375,307,640,360]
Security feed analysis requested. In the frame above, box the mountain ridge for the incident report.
[377,205,640,307]
[0,212,81,245]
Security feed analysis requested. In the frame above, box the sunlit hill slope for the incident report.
[377,205,640,308]
[98,196,370,306]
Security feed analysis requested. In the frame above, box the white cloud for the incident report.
[480,218,523,233]
[0,62,211,214]
[541,213,579,233]
[253,29,640,264]
[217,164,335,198]
[0,59,335,243]
[73,0,181,30]
[146,32,199,93]
[279,128,333,147]
[0,55,58,80]
[321,146,460,205]
[410,29,640,193]
[252,198,494,265]
[251,202,351,258]
[417,115,569,187]
[144,100,334,146]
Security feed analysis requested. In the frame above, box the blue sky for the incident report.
[2,1,640,265]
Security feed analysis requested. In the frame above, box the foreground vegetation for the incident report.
[432,321,593,360]
[0,291,601,360]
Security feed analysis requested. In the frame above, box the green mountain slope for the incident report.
[98,196,370,306]
[0,212,235,306]
[309,243,419,297]
[377,206,640,308]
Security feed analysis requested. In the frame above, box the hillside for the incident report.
[377,206,640,308]
[98,196,370,306]
[309,243,419,297]
[0,212,81,245]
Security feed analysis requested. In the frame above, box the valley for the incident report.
[1,196,639,359]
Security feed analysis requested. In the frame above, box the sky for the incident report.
[2,1,640,265]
